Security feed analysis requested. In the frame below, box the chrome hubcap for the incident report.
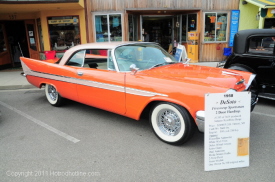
[48,85,57,101]
[157,109,181,136]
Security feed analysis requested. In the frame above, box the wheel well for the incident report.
[40,83,46,88]
[140,101,158,120]
[228,63,256,73]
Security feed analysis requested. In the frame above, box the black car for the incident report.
[217,29,275,100]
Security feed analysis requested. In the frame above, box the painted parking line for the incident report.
[0,101,80,143]
[252,111,275,118]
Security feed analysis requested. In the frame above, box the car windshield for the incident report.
[114,43,177,71]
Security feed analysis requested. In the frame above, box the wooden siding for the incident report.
[88,0,239,11]
[201,43,229,62]
[86,0,239,62]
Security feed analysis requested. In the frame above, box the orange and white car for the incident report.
[20,42,257,145]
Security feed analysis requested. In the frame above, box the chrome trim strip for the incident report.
[23,64,167,97]
[126,87,168,97]
[222,71,239,76]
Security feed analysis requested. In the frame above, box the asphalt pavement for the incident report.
[0,62,218,90]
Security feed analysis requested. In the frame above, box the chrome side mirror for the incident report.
[130,64,139,75]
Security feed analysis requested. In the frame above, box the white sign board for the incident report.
[174,44,183,62]
[204,92,251,171]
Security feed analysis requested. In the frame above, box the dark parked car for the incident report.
[217,29,275,100]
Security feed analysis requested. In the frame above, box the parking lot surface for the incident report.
[0,89,275,182]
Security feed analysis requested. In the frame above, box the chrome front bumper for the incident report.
[195,110,205,132]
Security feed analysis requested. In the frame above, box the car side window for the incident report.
[66,49,109,70]
[66,50,86,67]
[83,49,108,70]
[248,36,274,55]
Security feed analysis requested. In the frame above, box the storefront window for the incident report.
[204,13,228,42]
[181,14,197,42]
[0,24,7,53]
[48,16,81,51]
[95,14,122,42]
[264,18,275,29]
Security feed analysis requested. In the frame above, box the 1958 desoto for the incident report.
[20,42,257,145]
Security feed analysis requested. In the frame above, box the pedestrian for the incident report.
[143,31,150,42]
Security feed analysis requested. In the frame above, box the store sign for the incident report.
[229,10,240,47]
[48,18,78,24]
[204,92,250,171]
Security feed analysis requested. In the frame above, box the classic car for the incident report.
[20,42,257,145]
[217,29,275,100]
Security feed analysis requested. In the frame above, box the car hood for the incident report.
[139,63,253,90]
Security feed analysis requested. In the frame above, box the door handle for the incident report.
[77,71,83,76]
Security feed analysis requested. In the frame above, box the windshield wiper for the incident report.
[150,62,175,69]
[150,63,165,68]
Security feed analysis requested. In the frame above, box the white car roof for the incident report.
[59,41,155,65]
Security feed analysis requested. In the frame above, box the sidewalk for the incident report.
[0,70,35,90]
[0,62,218,90]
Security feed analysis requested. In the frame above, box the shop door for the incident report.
[25,20,39,59]
[141,15,173,51]
[0,23,12,66]
[128,14,139,41]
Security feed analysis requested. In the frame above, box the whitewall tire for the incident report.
[150,102,195,145]
[45,84,63,106]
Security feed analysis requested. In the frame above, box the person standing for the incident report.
[143,31,150,42]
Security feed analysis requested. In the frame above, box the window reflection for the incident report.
[204,13,228,42]
[95,14,122,42]
[48,16,81,51]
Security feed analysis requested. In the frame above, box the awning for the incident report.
[246,0,275,8]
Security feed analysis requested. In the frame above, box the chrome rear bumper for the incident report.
[20,72,26,77]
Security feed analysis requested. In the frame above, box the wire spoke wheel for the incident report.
[157,109,181,136]
[150,102,195,145]
[45,84,63,106]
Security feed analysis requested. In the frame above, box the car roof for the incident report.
[70,41,155,50]
[234,29,275,54]
[59,41,158,65]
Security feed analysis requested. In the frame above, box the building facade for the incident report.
[1,0,244,68]
[239,0,275,30]
[0,0,87,68]
[85,0,240,62]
